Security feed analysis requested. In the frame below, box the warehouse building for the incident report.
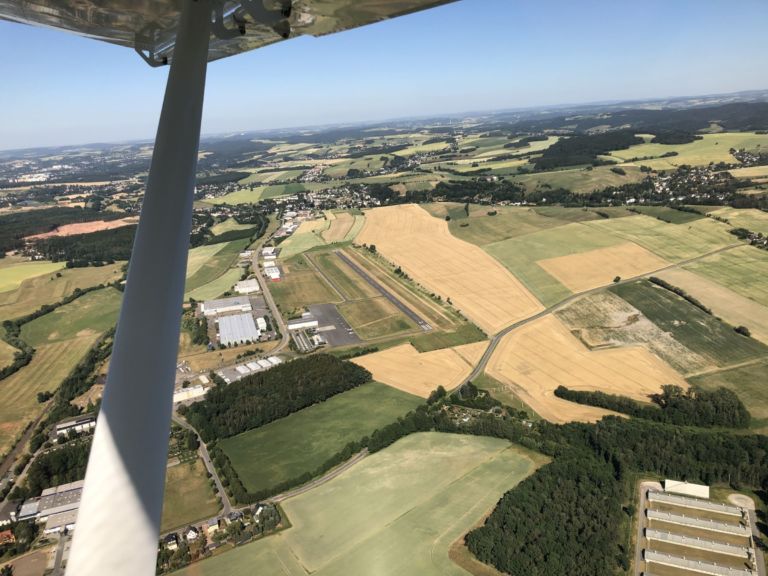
[263,265,281,281]
[287,313,318,331]
[234,278,260,295]
[55,414,96,437]
[201,296,252,317]
[218,313,260,346]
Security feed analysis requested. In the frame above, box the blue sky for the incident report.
[1,0,766,150]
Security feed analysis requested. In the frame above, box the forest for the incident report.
[0,206,127,255]
[179,354,371,441]
[533,130,643,170]
[32,224,136,265]
[554,384,751,428]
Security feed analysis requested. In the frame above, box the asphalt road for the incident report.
[456,242,743,393]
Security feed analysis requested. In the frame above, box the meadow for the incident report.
[219,382,421,494]
[358,205,543,334]
[409,322,486,352]
[177,433,540,576]
[710,207,768,236]
[0,259,66,293]
[311,251,377,301]
[629,206,704,224]
[269,255,339,315]
[184,239,247,294]
[161,458,219,532]
[0,262,123,321]
[210,217,252,235]
[337,298,416,340]
[610,280,768,367]
[20,287,122,346]
[684,246,768,307]
[509,164,646,194]
[276,219,331,259]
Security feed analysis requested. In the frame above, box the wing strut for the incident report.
[66,1,211,573]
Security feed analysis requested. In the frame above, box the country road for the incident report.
[457,242,744,392]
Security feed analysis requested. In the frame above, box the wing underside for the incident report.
[0,0,456,64]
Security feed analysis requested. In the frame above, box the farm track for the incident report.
[459,242,744,392]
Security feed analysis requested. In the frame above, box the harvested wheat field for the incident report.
[658,268,768,345]
[537,242,668,293]
[25,216,138,239]
[352,341,488,398]
[357,205,543,334]
[486,315,685,423]
[322,212,355,242]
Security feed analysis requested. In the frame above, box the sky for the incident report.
[1,0,767,150]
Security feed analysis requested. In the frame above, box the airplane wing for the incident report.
[0,0,456,65]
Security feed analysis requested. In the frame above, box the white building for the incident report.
[201,296,252,317]
[239,250,253,259]
[261,246,277,257]
[287,313,318,331]
[664,479,710,499]
[234,278,260,295]
[218,313,260,346]
[256,317,267,331]
[263,266,281,281]
[56,415,96,437]
[173,385,207,404]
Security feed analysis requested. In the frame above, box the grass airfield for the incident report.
[176,433,541,576]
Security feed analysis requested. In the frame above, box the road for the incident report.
[335,250,432,331]
[269,449,368,503]
[172,413,232,516]
[457,242,743,393]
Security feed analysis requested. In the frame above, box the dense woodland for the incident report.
[18,441,90,498]
[554,384,751,428]
[0,207,127,255]
[179,355,371,441]
[533,131,643,170]
[33,224,137,266]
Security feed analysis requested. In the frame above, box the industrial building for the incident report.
[664,478,710,499]
[234,278,260,295]
[173,385,207,404]
[55,414,96,437]
[287,313,318,331]
[263,265,281,281]
[217,313,260,346]
[12,480,85,534]
[201,296,252,317]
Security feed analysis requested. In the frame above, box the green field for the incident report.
[611,280,768,367]
[710,207,768,236]
[582,215,735,261]
[270,255,340,314]
[312,252,377,301]
[0,338,96,454]
[485,221,623,305]
[277,225,330,259]
[0,260,66,293]
[337,298,416,340]
[0,262,123,321]
[510,164,646,194]
[688,359,768,434]
[684,246,768,307]
[630,206,704,224]
[410,323,487,352]
[161,458,219,532]
[212,183,305,205]
[607,132,768,170]
[237,169,305,186]
[185,268,241,301]
[178,433,541,576]
[210,218,252,235]
[186,243,230,277]
[185,240,247,293]
[219,382,421,495]
[20,287,122,346]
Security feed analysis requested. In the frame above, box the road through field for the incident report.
[460,242,744,393]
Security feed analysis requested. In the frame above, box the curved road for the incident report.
[457,242,744,392]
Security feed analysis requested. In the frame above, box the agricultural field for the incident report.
[484,221,626,305]
[357,204,543,334]
[184,239,247,294]
[219,382,421,494]
[710,207,768,236]
[688,359,768,434]
[161,458,219,532]
[727,165,768,180]
[185,268,241,301]
[607,132,768,169]
[610,280,768,367]
[581,214,735,262]
[684,246,768,307]
[237,169,305,185]
[0,258,66,293]
[0,337,96,454]
[510,164,646,194]
[409,322,486,352]
[629,206,704,224]
[320,211,365,243]
[537,242,668,292]
[269,255,339,315]
[486,315,685,423]
[0,262,123,321]
[177,433,541,576]
[210,217,252,235]
[0,340,17,367]
[556,291,709,374]
[657,268,768,345]
[20,287,122,346]
[277,218,330,259]
[352,341,487,397]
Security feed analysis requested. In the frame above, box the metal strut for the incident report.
[66,1,211,574]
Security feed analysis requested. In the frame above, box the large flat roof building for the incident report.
[234,278,260,295]
[218,313,260,346]
[202,296,252,317]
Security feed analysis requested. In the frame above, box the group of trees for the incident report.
[179,354,371,441]
[554,384,751,428]
[533,130,643,170]
[12,440,91,499]
[33,225,136,266]
[181,311,208,346]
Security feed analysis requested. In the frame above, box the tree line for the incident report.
[179,354,372,442]
[554,384,751,428]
